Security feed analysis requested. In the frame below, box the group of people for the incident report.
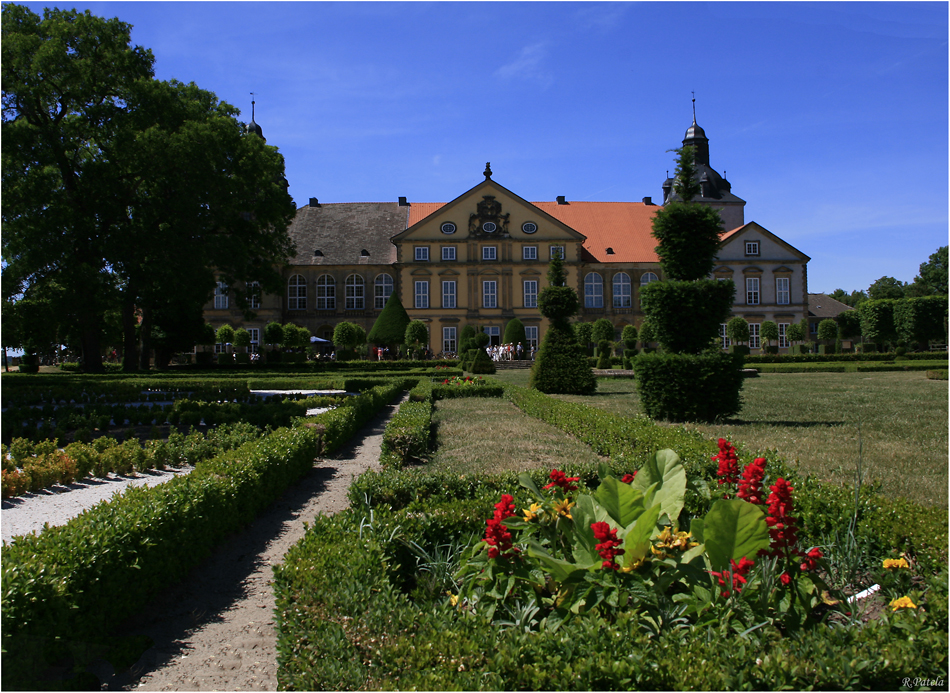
[487,342,533,361]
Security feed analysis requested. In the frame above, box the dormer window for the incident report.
[313,249,323,257]
[360,249,370,257]
[606,247,615,255]
[745,241,760,256]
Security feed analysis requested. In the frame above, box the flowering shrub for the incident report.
[453,446,837,634]
[442,375,488,386]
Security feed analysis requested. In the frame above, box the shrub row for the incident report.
[753,360,947,374]
[744,351,947,364]
[0,382,409,690]
[927,369,949,380]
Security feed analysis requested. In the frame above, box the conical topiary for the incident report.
[368,292,411,349]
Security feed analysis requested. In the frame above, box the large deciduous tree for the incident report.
[2,4,296,372]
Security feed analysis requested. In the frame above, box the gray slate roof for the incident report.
[808,293,854,319]
[287,202,407,266]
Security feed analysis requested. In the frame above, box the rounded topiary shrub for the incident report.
[596,339,612,369]
[469,348,496,375]
[529,321,596,395]
[632,351,745,422]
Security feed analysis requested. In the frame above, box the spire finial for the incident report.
[251,92,256,121]
[691,91,696,124]
[484,162,492,179]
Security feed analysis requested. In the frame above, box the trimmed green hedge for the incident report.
[631,351,745,422]
[745,351,947,364]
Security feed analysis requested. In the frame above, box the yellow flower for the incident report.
[889,596,917,611]
[553,498,574,519]
[883,557,910,570]
[523,503,543,522]
[447,592,459,607]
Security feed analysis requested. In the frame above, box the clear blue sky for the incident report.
[18,1,949,295]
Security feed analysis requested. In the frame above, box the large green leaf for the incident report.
[630,449,687,525]
[593,476,647,528]
[703,499,770,571]
[525,539,583,584]
[569,495,603,568]
[518,471,544,499]
[621,503,661,570]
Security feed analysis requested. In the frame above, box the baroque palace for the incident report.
[204,112,811,356]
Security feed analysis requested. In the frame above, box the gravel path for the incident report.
[4,394,406,691]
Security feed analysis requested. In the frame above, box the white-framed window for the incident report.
[749,323,761,349]
[248,327,260,353]
[584,272,604,308]
[612,272,632,308]
[483,246,497,261]
[414,280,429,309]
[523,279,538,308]
[525,326,539,351]
[214,281,229,309]
[288,274,307,310]
[550,245,565,260]
[414,246,429,261]
[776,277,790,305]
[778,323,790,349]
[442,246,456,261]
[523,245,537,260]
[317,274,335,310]
[485,326,500,346]
[745,241,760,256]
[746,277,760,305]
[345,274,364,310]
[719,324,731,350]
[442,326,457,355]
[374,273,393,309]
[442,280,456,308]
[483,280,497,308]
[247,281,260,309]
[640,272,658,286]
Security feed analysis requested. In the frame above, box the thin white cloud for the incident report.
[494,43,554,88]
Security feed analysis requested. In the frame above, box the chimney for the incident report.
[398,196,409,206]
[556,195,567,205]
[642,196,653,205]
[309,197,320,207]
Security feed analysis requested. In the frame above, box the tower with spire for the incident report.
[662,95,745,230]
[247,93,265,141]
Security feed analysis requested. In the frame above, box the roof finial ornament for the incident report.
[691,90,696,124]
[484,162,492,179]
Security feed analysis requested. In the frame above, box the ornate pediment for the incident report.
[469,195,510,237]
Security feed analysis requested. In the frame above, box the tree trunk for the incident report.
[80,328,104,373]
[121,296,139,372]
[139,306,153,371]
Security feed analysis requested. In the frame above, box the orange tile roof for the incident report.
[406,200,663,263]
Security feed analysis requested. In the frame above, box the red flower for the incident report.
[710,556,755,597]
[484,494,519,559]
[712,438,740,494]
[543,469,580,493]
[763,478,802,561]
[591,521,625,570]
[779,572,792,587]
[800,547,823,572]
[736,457,767,505]
[621,471,637,484]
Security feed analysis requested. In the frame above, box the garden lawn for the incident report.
[425,396,606,476]
[492,369,948,509]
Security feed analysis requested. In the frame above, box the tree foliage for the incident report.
[760,320,778,347]
[867,276,906,301]
[858,299,897,346]
[817,319,838,342]
[641,279,735,354]
[368,292,411,348]
[503,318,527,347]
[404,320,429,349]
[726,316,750,345]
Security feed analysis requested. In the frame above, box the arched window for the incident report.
[288,275,306,310]
[374,273,393,309]
[584,272,603,308]
[316,275,335,310]
[639,272,658,286]
[612,272,631,308]
[346,274,365,310]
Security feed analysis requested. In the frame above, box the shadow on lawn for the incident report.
[723,419,847,428]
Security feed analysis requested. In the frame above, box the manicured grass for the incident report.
[425,396,606,476]
[491,369,948,509]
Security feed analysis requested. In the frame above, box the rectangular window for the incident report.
[485,326,500,346]
[746,277,760,305]
[414,246,429,261]
[414,280,429,309]
[523,245,538,260]
[442,280,456,308]
[719,323,731,350]
[776,277,790,305]
[810,320,818,334]
[442,326,457,355]
[749,323,761,349]
[247,281,260,309]
[523,280,538,308]
[483,280,497,308]
[214,282,228,309]
[482,246,497,261]
[525,326,539,352]
[441,246,456,261]
[745,241,759,256]
[550,245,564,260]
[778,323,789,349]
[248,327,260,353]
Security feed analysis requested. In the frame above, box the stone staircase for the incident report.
[492,359,533,370]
